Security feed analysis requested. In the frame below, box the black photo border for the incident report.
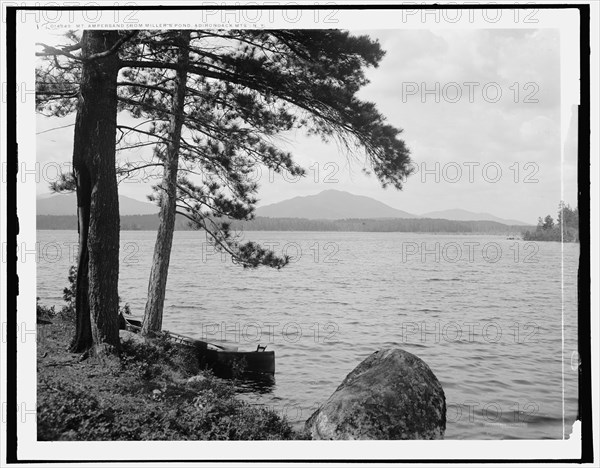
[4,2,593,465]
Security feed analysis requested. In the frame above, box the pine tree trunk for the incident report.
[70,30,121,356]
[69,183,91,352]
[142,32,190,335]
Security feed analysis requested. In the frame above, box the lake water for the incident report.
[36,230,580,439]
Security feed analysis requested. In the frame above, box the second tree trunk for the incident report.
[142,32,190,335]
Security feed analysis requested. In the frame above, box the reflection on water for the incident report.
[37,230,579,439]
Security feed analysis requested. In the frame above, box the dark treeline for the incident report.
[38,215,532,234]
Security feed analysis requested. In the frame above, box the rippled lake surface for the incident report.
[37,230,579,439]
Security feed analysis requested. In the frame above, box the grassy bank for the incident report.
[37,318,304,440]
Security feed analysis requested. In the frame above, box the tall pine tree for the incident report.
[37,30,135,354]
[37,29,414,341]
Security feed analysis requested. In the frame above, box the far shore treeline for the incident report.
[522,202,579,243]
[37,214,532,234]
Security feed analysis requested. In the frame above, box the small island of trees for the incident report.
[523,202,579,242]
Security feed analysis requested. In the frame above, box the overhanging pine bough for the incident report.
[36,29,414,343]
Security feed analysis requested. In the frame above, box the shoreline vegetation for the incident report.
[37,214,532,234]
[522,203,579,243]
[37,276,303,440]
[37,307,304,441]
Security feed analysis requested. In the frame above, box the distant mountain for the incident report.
[37,193,159,216]
[256,189,417,220]
[421,209,528,226]
[37,190,530,226]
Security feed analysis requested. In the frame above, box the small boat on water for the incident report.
[119,315,275,376]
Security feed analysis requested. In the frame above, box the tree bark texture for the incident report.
[70,30,121,355]
[143,31,190,335]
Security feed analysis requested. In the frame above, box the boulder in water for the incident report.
[305,348,446,440]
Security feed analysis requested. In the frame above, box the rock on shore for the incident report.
[305,348,446,440]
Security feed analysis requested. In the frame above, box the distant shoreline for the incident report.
[37,215,533,235]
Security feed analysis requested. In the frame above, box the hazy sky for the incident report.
[36,28,576,224]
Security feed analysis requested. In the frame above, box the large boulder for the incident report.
[305,349,446,440]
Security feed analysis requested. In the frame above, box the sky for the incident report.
[35,28,577,225]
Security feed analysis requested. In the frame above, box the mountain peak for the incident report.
[318,189,345,194]
[256,190,416,220]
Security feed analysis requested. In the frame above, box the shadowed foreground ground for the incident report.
[37,319,302,440]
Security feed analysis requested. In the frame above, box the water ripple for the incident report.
[36,230,579,440]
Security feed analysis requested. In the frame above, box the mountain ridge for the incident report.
[421,208,528,226]
[36,189,530,225]
[37,193,159,216]
[257,190,528,225]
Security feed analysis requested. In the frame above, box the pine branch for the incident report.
[36,43,81,60]
[88,31,138,61]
